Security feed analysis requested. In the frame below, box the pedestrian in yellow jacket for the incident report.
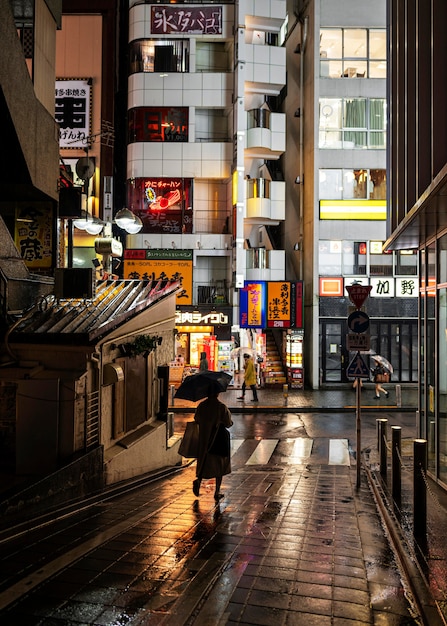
[237,354,259,402]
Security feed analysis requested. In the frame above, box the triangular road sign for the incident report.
[347,352,370,378]
[346,285,372,309]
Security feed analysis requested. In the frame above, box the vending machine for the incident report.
[216,341,235,384]
[286,330,304,389]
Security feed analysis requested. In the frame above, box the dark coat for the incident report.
[194,395,233,479]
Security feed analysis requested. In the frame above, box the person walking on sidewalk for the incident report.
[372,363,389,399]
[237,353,259,402]
[193,387,233,501]
[199,351,208,371]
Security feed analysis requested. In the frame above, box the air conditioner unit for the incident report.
[54,268,96,299]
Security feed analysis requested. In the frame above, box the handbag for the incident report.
[178,421,199,458]
[208,423,230,457]
[375,372,390,383]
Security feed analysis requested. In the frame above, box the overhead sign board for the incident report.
[346,284,372,309]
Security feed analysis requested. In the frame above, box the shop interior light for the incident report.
[73,210,93,231]
[115,207,137,229]
[124,214,143,234]
[85,217,105,235]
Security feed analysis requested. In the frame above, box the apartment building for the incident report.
[122,0,288,376]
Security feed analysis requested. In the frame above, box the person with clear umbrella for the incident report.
[371,355,392,399]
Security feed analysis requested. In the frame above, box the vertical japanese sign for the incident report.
[239,282,266,328]
[291,281,304,329]
[266,282,291,328]
[15,205,53,269]
[55,79,92,148]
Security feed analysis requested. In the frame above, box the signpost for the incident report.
[346,284,372,488]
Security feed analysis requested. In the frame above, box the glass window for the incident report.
[319,169,386,200]
[319,98,386,149]
[128,108,188,143]
[342,241,367,275]
[395,250,418,276]
[129,40,189,74]
[439,233,447,284]
[195,109,230,142]
[320,28,386,79]
[318,240,342,275]
[370,243,393,276]
[196,41,232,72]
[319,169,343,199]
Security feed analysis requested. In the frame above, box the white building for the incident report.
[284,0,418,388]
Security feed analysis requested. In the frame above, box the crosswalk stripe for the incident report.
[231,439,245,455]
[246,439,279,465]
[228,437,351,466]
[329,439,350,465]
[288,437,313,463]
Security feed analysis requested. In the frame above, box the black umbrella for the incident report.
[174,370,232,401]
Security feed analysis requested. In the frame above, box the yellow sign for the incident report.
[124,258,193,304]
[320,200,386,220]
[267,282,291,327]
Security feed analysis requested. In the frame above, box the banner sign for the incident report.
[239,282,266,328]
[151,6,222,34]
[291,281,304,329]
[266,282,291,328]
[15,204,53,269]
[240,281,304,329]
[123,249,193,304]
[55,79,92,148]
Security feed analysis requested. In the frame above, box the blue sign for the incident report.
[347,310,370,334]
[347,352,370,378]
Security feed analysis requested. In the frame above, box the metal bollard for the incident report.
[395,384,401,407]
[391,426,401,503]
[283,384,288,405]
[167,411,174,439]
[377,419,388,479]
[170,384,176,406]
[413,439,427,538]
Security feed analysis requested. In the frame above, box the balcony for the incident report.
[244,45,286,95]
[246,179,285,222]
[246,109,285,159]
[245,248,285,282]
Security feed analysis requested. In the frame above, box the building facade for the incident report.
[285,0,418,388]
[386,0,447,488]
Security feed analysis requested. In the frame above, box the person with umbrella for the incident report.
[371,355,391,399]
[192,383,233,501]
[175,370,233,500]
[237,353,259,402]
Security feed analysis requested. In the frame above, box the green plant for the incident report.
[119,334,163,357]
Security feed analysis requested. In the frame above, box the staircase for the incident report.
[263,330,287,388]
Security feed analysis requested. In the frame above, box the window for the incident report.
[196,41,232,72]
[129,40,189,74]
[320,28,386,78]
[319,98,386,149]
[370,242,393,276]
[319,169,386,200]
[318,240,367,276]
[195,109,230,142]
[396,250,418,277]
[128,107,188,143]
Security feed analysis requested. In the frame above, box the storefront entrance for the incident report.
[320,319,418,384]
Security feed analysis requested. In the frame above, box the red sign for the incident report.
[346,285,372,309]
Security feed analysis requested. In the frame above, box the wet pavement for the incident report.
[0,383,446,624]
